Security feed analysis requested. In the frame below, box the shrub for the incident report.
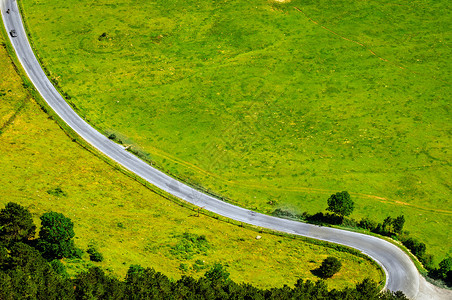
[358,218,377,231]
[272,208,297,219]
[306,212,342,225]
[50,259,68,277]
[87,245,104,262]
[438,257,452,280]
[402,237,426,258]
[46,187,67,197]
[315,257,342,279]
[342,218,357,228]
[170,232,210,260]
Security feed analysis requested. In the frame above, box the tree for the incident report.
[1,242,75,299]
[37,212,78,259]
[316,257,342,279]
[358,217,377,231]
[446,270,452,286]
[438,257,452,280]
[402,237,426,258]
[393,215,405,234]
[74,267,124,299]
[382,216,394,234]
[326,191,354,218]
[354,278,380,300]
[0,202,36,243]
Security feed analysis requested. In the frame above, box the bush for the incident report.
[50,259,68,277]
[305,212,342,225]
[204,263,230,282]
[358,218,377,231]
[170,232,210,260]
[402,237,426,258]
[314,257,342,279]
[342,218,357,228]
[272,208,297,219]
[46,187,67,197]
[87,245,104,262]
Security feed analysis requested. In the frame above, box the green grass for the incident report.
[0,32,383,290]
[19,0,451,263]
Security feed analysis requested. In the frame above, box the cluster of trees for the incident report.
[431,257,452,286]
[0,202,409,299]
[272,191,452,287]
[356,216,405,237]
[0,202,81,260]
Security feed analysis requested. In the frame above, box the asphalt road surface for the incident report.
[2,0,451,298]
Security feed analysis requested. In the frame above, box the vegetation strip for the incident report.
[0,202,407,299]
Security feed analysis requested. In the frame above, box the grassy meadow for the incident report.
[0,32,384,289]
[19,0,451,263]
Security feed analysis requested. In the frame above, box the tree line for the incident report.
[0,202,411,299]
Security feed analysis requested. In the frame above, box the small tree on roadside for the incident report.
[316,257,342,279]
[393,215,405,234]
[0,202,36,243]
[438,257,452,281]
[326,191,354,219]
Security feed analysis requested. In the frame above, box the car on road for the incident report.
[10,30,17,37]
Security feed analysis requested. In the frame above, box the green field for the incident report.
[19,0,451,262]
[0,32,384,289]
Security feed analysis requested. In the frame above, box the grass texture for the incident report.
[19,0,451,262]
[0,31,383,289]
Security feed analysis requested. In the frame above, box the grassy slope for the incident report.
[0,34,383,289]
[20,0,451,262]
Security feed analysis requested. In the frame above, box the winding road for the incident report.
[1,0,450,298]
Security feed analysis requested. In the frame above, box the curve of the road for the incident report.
[1,1,450,299]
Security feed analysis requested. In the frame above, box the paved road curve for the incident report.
[2,1,450,298]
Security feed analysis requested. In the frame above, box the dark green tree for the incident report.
[0,202,36,243]
[446,270,452,286]
[358,217,377,231]
[382,216,394,234]
[74,267,124,299]
[402,237,426,258]
[0,242,75,299]
[37,212,78,259]
[326,191,354,218]
[354,278,380,300]
[438,257,452,281]
[204,263,230,283]
[316,256,342,279]
[393,215,405,234]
